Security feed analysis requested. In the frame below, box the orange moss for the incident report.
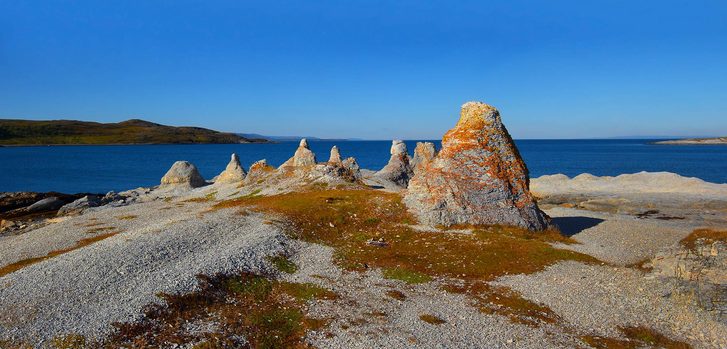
[444,282,559,327]
[213,189,595,283]
[419,314,446,325]
[680,228,727,251]
[0,232,118,277]
[582,326,692,349]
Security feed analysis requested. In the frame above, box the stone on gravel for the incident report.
[404,101,549,230]
[160,161,206,188]
[374,140,414,188]
[57,195,103,216]
[216,153,247,184]
[280,139,317,168]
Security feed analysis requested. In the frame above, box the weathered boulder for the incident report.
[245,159,275,184]
[216,153,247,183]
[411,142,436,175]
[58,195,103,216]
[160,161,206,188]
[404,101,549,230]
[329,146,343,165]
[280,139,317,168]
[26,197,65,212]
[342,157,360,174]
[374,140,414,187]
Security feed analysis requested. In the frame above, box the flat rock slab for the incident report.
[546,207,693,265]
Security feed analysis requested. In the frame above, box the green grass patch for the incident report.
[267,254,298,274]
[107,273,332,348]
[383,268,432,284]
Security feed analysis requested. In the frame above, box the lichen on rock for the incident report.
[404,101,549,230]
[411,142,436,175]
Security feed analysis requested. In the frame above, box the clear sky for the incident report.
[1,1,726,139]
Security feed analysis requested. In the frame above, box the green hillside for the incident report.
[0,119,266,145]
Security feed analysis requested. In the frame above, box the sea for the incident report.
[2,139,726,194]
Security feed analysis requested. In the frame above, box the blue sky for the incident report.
[1,1,726,139]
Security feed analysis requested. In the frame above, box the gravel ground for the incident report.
[546,207,694,265]
[497,261,727,349]
[285,243,580,348]
[0,201,289,345]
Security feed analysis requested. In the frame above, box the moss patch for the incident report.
[267,254,298,274]
[214,189,596,283]
[213,188,597,328]
[116,215,138,220]
[382,268,432,284]
[419,314,446,325]
[107,273,331,348]
[582,326,692,349]
[0,232,118,277]
[680,228,727,251]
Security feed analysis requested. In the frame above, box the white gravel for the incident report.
[497,261,727,349]
[0,201,289,345]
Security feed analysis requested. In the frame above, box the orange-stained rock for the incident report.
[404,102,549,230]
[245,159,275,184]
[411,142,436,175]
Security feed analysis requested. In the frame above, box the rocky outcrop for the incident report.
[57,192,122,216]
[280,139,317,168]
[160,161,206,188]
[649,235,726,320]
[374,140,414,187]
[245,159,275,183]
[411,142,436,175]
[404,102,549,230]
[342,157,360,174]
[216,153,246,184]
[329,146,343,165]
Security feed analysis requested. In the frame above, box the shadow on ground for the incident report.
[552,216,604,237]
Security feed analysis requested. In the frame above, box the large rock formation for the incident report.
[160,161,206,188]
[280,139,317,168]
[404,102,549,230]
[374,140,414,187]
[411,142,436,175]
[216,153,246,183]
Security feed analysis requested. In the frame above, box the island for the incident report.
[0,118,267,145]
[653,137,727,145]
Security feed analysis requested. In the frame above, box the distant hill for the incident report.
[653,137,727,145]
[0,119,268,145]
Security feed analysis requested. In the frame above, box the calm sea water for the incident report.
[2,139,726,193]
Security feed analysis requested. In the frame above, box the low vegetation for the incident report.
[268,254,298,274]
[419,314,446,325]
[106,272,334,348]
[680,228,727,251]
[214,188,598,328]
[581,326,692,349]
[0,232,118,277]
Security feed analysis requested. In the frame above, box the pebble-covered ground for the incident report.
[0,177,725,348]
